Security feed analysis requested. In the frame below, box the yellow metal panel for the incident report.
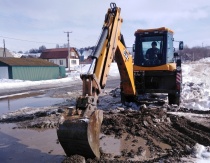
[133,63,176,71]
[135,27,174,35]
[116,41,136,95]
[94,39,108,79]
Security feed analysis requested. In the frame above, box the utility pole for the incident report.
[3,39,6,57]
[64,31,72,71]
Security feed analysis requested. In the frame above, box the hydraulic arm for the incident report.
[57,3,136,159]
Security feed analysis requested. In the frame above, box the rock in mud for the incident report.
[62,155,85,163]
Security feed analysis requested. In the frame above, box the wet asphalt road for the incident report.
[0,76,120,97]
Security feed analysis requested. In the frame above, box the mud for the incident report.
[0,77,210,162]
[88,108,210,162]
[7,105,209,162]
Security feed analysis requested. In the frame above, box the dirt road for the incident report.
[0,76,210,162]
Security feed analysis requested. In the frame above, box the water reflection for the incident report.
[0,93,65,115]
[8,98,10,111]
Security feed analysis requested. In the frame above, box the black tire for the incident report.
[168,93,180,105]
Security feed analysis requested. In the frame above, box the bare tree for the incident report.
[180,45,210,61]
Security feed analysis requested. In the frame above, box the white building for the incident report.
[40,48,80,70]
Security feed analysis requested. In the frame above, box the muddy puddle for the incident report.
[0,123,65,163]
[0,93,65,115]
[99,133,152,160]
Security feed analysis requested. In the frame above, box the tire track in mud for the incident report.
[97,108,210,162]
[169,115,210,146]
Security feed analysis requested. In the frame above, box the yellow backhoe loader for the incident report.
[57,3,183,159]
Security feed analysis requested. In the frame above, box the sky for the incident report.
[0,0,210,52]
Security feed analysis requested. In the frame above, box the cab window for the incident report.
[141,36,163,66]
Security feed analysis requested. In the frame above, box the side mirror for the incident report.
[179,41,184,50]
[133,44,135,52]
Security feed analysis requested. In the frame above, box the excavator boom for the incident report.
[57,3,136,159]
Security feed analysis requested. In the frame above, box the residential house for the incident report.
[40,48,80,70]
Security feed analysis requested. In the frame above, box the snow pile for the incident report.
[181,59,210,110]
[67,64,90,74]
[11,52,23,58]
[1,107,53,119]
[68,63,119,77]
[0,76,80,90]
[192,143,210,163]
[0,106,60,123]
[181,82,210,110]
[81,49,93,59]
[11,51,41,58]
[197,57,210,63]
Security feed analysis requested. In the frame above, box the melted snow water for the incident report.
[0,93,65,115]
[0,123,65,162]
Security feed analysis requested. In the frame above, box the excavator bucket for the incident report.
[57,109,103,159]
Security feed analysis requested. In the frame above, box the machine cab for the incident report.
[134,27,174,67]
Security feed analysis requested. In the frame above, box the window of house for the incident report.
[59,60,63,65]
[71,60,77,65]
[49,60,54,63]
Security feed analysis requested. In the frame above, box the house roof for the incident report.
[40,48,79,59]
[0,57,58,66]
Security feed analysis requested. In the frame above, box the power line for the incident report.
[0,34,98,49]
[0,35,80,48]
[0,35,60,45]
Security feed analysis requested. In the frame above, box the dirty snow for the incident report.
[182,143,210,163]
[0,58,209,111]
[0,106,58,120]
